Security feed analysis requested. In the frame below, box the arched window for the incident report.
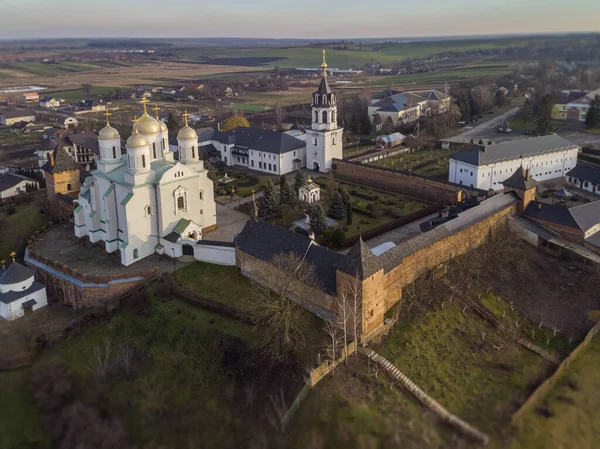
[112,146,116,159]
[162,138,165,150]
[192,146,195,159]
[177,196,185,211]
[142,155,146,168]
[314,110,318,123]
[331,110,336,124]
[133,249,139,259]
[313,137,317,146]
[322,110,328,123]
[145,205,151,216]
[199,191,203,200]
[152,143,156,159]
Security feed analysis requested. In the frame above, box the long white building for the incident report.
[449,135,579,191]
[74,103,216,266]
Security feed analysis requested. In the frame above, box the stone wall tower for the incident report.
[307,50,343,172]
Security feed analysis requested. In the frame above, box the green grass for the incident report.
[376,298,550,439]
[0,370,50,449]
[510,335,600,449]
[175,262,252,307]
[0,204,51,264]
[583,127,600,135]
[370,148,451,178]
[46,86,121,101]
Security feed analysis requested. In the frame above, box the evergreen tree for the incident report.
[359,111,372,135]
[585,95,600,129]
[259,180,279,216]
[166,113,180,135]
[279,174,287,189]
[382,116,394,134]
[280,183,296,206]
[293,170,304,195]
[340,188,351,207]
[327,192,347,220]
[309,205,327,235]
[346,202,353,225]
[330,228,346,249]
[536,93,554,135]
[456,92,471,121]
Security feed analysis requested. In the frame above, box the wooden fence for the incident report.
[512,319,600,424]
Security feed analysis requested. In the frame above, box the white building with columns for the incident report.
[448,135,580,191]
[198,51,343,174]
[73,103,217,266]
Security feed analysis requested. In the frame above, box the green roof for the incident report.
[155,243,164,250]
[103,185,114,198]
[121,241,129,249]
[173,218,191,235]
[120,192,133,206]
[89,210,96,218]
[74,205,82,213]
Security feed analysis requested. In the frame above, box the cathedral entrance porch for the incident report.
[182,244,194,256]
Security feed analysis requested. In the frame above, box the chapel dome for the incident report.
[177,125,198,140]
[159,120,168,132]
[126,130,148,148]
[98,124,120,140]
[135,112,161,135]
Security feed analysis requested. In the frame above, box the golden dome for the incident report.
[98,124,120,140]
[159,120,168,132]
[135,112,161,135]
[177,125,197,140]
[126,130,149,148]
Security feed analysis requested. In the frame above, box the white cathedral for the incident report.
[74,100,216,266]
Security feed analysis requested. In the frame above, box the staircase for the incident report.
[177,255,196,263]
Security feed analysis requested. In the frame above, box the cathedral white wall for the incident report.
[121,187,158,266]
[193,244,236,265]
[306,129,343,172]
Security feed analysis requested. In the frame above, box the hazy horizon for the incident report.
[1,0,599,40]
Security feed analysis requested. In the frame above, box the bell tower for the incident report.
[308,50,343,172]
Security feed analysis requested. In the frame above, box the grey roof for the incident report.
[236,220,345,295]
[41,146,79,174]
[585,232,600,248]
[337,238,379,279]
[450,135,579,166]
[163,232,179,243]
[570,201,600,233]
[21,299,37,308]
[0,262,34,285]
[212,127,305,154]
[501,166,538,190]
[0,281,45,304]
[0,110,35,119]
[372,88,401,100]
[0,173,37,192]
[39,96,56,102]
[522,201,580,229]
[195,240,235,248]
[567,164,600,185]
[67,132,99,155]
[37,137,60,151]
[316,75,332,96]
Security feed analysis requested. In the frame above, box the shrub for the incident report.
[354,207,377,218]
[393,208,404,218]
[330,229,346,249]
[236,175,259,188]
[155,282,171,299]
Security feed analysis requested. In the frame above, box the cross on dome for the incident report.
[321,49,327,76]
[154,104,160,119]
[104,108,111,125]
[140,96,150,113]
[182,110,189,127]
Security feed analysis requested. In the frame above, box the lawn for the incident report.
[508,118,561,133]
[0,370,50,449]
[175,262,251,307]
[0,203,51,264]
[509,335,600,449]
[376,286,551,441]
[583,127,600,135]
[215,170,273,198]
[46,86,122,101]
[369,148,451,178]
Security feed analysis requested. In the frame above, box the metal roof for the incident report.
[0,262,34,285]
[566,164,600,185]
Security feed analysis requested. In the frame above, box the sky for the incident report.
[0,0,599,40]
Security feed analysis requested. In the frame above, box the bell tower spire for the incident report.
[321,49,327,77]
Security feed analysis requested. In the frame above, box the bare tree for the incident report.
[273,101,284,131]
[87,337,112,382]
[241,251,322,362]
[335,292,350,364]
[324,320,341,375]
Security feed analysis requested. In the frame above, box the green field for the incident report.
[0,203,50,264]
[510,335,600,449]
[45,86,122,101]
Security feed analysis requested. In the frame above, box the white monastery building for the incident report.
[74,101,216,266]
[449,135,580,191]
[0,262,48,321]
[197,51,343,174]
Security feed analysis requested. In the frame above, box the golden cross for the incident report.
[182,110,189,127]
[131,115,138,123]
[104,108,111,125]
[154,104,160,119]
[140,96,149,113]
[9,251,16,262]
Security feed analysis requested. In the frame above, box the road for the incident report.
[452,105,521,141]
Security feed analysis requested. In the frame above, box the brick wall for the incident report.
[358,202,519,335]
[334,159,474,205]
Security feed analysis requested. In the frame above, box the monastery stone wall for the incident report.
[358,202,519,335]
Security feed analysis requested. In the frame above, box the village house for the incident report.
[368,89,450,125]
[0,262,48,321]
[0,173,40,199]
[448,135,579,190]
[376,132,406,149]
[35,131,100,168]
[565,163,600,195]
[39,96,61,108]
[552,88,600,122]
[57,116,79,130]
[0,110,36,126]
[73,100,106,112]
[17,92,40,105]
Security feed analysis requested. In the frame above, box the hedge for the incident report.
[353,207,377,218]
